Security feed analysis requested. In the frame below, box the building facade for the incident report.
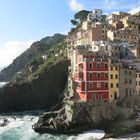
[74,53,109,102]
[119,65,136,99]
[136,71,140,96]
[109,64,120,102]
[87,9,102,22]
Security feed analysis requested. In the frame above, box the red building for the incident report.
[74,54,109,102]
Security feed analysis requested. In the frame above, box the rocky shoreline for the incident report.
[33,98,140,138]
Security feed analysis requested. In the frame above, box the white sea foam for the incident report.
[0,82,7,87]
[76,129,105,140]
[0,113,139,140]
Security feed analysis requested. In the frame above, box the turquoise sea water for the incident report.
[0,83,139,140]
[0,111,139,140]
[0,112,106,140]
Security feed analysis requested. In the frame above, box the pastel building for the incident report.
[136,71,140,96]
[109,64,120,102]
[107,12,130,24]
[119,65,136,99]
[91,23,108,41]
[73,53,109,102]
[87,9,102,22]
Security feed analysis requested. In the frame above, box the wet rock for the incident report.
[0,118,10,127]
[33,98,140,136]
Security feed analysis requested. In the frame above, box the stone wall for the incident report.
[65,100,135,124]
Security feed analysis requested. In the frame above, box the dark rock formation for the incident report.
[0,118,10,127]
[33,98,140,136]
[0,60,70,112]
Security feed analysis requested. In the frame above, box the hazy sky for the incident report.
[0,0,140,67]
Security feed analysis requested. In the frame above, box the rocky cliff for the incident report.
[0,60,70,112]
[33,98,140,137]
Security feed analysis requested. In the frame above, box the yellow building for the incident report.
[109,64,119,102]
[121,15,140,27]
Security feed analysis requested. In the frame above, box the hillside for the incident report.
[0,34,66,82]
[0,33,71,112]
[0,60,69,112]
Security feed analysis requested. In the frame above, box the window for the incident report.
[104,73,108,78]
[129,71,131,75]
[129,79,132,84]
[115,66,118,71]
[97,63,100,69]
[97,82,101,88]
[116,83,119,88]
[125,88,128,96]
[139,81,140,86]
[89,83,93,90]
[125,79,128,83]
[134,25,136,29]
[104,63,108,68]
[129,89,132,96]
[111,83,113,88]
[111,66,113,71]
[104,83,108,88]
[89,63,93,69]
[115,74,118,79]
[139,74,140,77]
[111,74,113,79]
[125,70,127,75]
[98,93,102,100]
[93,94,96,101]
[136,81,137,86]
[89,73,93,79]
[97,73,100,78]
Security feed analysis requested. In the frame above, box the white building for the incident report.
[87,9,102,22]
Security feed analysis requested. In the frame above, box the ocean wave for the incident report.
[0,114,139,140]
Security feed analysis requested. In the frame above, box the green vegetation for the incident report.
[71,19,78,26]
[27,42,68,81]
[69,10,90,35]
[31,57,44,66]
[74,10,90,22]
[0,34,67,82]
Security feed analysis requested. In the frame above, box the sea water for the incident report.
[0,82,6,88]
[0,112,139,140]
[0,112,106,140]
[0,83,139,140]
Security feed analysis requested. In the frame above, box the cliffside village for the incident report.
[33,9,140,133]
[66,9,140,103]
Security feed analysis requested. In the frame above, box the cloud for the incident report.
[0,40,34,67]
[68,0,84,11]
[129,6,140,14]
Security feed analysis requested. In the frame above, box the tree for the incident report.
[74,10,90,22]
[70,19,79,26]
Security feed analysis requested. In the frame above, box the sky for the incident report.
[0,0,140,68]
